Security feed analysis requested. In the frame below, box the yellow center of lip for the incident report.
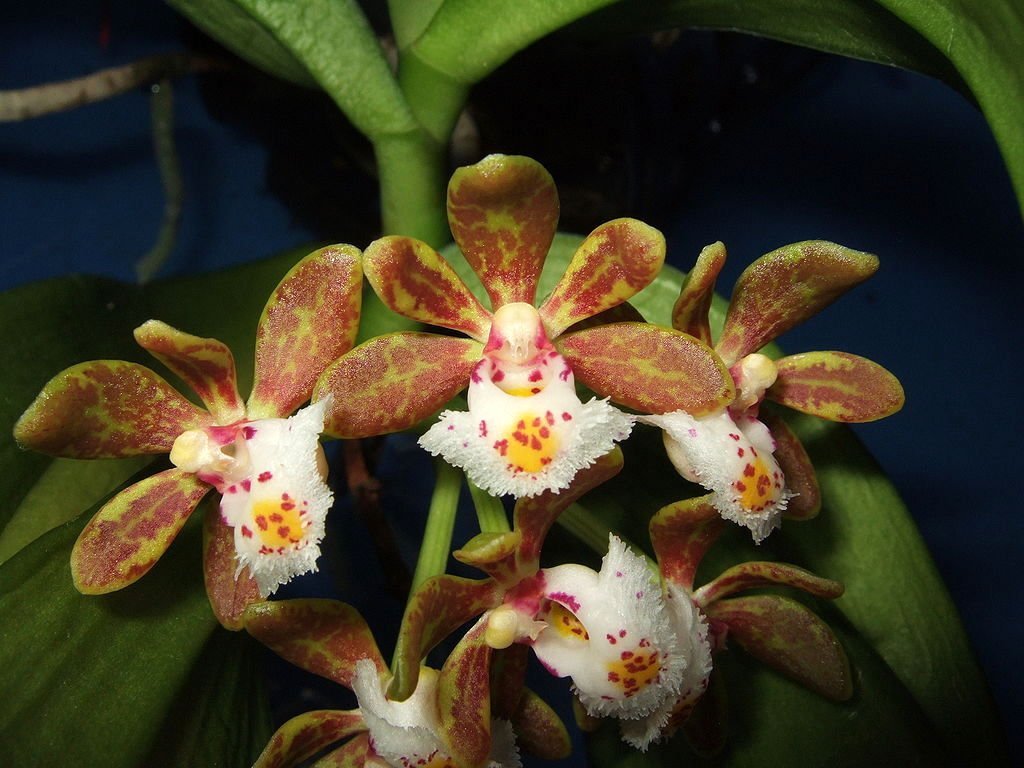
[735,455,778,512]
[605,645,661,698]
[251,497,303,548]
[502,411,559,473]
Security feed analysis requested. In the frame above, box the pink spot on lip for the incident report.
[242,426,257,440]
[241,479,251,492]
[548,591,581,612]
[258,471,273,483]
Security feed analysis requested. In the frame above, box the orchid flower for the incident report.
[13,246,362,623]
[641,241,905,542]
[315,154,733,498]
[243,599,524,768]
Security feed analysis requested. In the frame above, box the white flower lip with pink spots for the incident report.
[352,659,521,768]
[418,303,632,499]
[639,408,792,543]
[171,398,334,597]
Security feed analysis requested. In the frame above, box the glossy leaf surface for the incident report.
[770,351,905,422]
[71,467,210,593]
[447,154,559,309]
[248,245,364,420]
[245,599,386,689]
[716,242,878,366]
[14,360,213,458]
[316,332,482,438]
[559,322,734,415]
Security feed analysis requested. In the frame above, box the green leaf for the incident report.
[0,508,218,766]
[166,0,318,87]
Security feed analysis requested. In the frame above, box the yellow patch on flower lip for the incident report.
[248,496,305,550]
[500,411,560,473]
[545,601,589,641]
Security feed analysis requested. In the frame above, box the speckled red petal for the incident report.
[438,617,493,768]
[134,320,245,425]
[762,410,820,520]
[649,495,724,591]
[71,468,211,593]
[706,594,852,701]
[558,323,734,415]
[202,501,261,631]
[447,154,558,309]
[315,333,482,438]
[248,245,364,419]
[769,350,905,422]
[388,576,500,701]
[14,360,213,458]
[716,242,879,366]
[364,236,491,340]
[694,561,843,608]
[244,599,386,689]
[540,219,665,337]
[510,688,571,760]
[253,709,364,768]
[312,733,369,768]
[672,241,727,345]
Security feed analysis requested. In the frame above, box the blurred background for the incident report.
[2,1,1020,763]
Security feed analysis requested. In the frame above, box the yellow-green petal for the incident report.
[202,500,261,631]
[253,709,364,768]
[769,351,905,422]
[672,241,727,345]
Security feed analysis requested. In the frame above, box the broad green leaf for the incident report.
[0,509,218,767]
[167,0,317,87]
[387,0,445,50]
[230,0,419,140]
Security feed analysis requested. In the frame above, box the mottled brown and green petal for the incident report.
[769,351,905,422]
[244,599,386,689]
[447,154,558,309]
[762,410,820,520]
[438,617,493,768]
[558,323,734,415]
[540,219,665,338]
[364,236,491,340]
[14,361,213,458]
[716,242,879,366]
[71,468,210,593]
[315,333,482,439]
[202,500,261,631]
[649,495,725,591]
[134,320,246,425]
[562,300,645,335]
[389,576,500,701]
[452,530,523,579]
[672,241,727,345]
[253,709,364,768]
[510,688,572,760]
[694,561,844,608]
[312,733,369,768]
[707,594,852,701]
[680,670,728,757]
[248,245,364,419]
[511,447,623,581]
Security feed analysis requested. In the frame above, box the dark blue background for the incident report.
[3,2,1020,764]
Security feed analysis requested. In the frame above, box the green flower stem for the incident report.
[467,479,510,533]
[374,131,449,247]
[560,502,657,574]
[398,50,469,146]
[409,459,462,592]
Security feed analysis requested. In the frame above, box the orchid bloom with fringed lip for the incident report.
[314,154,733,498]
[637,493,852,754]
[242,599,524,768]
[640,241,905,542]
[13,246,362,624]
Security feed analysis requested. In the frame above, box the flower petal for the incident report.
[532,536,684,721]
[71,468,210,593]
[315,333,482,439]
[649,495,725,591]
[253,709,365,768]
[558,323,734,415]
[244,599,386,688]
[761,410,820,520]
[419,355,632,498]
[218,400,334,597]
[769,351,905,422]
[14,361,213,458]
[364,236,492,340]
[508,688,571,760]
[248,245,364,419]
[706,594,852,701]
[438,617,498,768]
[672,241,727,346]
[639,410,791,543]
[447,154,558,309]
[134,320,246,425]
[679,670,727,757]
[539,219,665,338]
[202,500,261,631]
[389,575,500,701]
[694,561,844,607]
[313,733,370,768]
[716,241,879,366]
